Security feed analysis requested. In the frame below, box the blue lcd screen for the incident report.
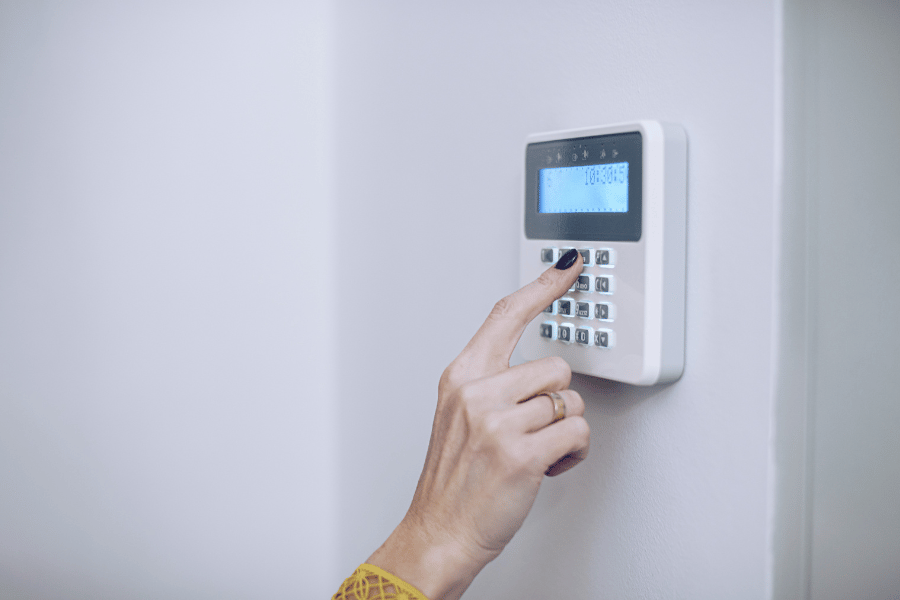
[538,162,629,213]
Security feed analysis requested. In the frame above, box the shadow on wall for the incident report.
[574,372,674,415]
[468,373,683,598]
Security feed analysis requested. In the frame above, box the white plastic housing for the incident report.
[518,121,687,385]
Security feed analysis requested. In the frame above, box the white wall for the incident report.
[801,1,900,597]
[779,2,900,597]
[4,2,895,598]
[332,1,782,597]
[0,2,336,598]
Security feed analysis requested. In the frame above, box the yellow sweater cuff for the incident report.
[332,563,430,600]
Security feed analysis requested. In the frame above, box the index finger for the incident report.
[461,249,582,372]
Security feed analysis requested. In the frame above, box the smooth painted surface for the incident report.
[332,1,779,597]
[0,2,336,598]
[805,1,900,597]
[5,2,895,598]
[772,0,815,596]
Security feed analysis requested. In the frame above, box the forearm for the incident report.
[365,519,492,600]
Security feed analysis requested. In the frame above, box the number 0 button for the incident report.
[575,327,592,345]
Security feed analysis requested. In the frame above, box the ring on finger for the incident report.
[548,391,566,424]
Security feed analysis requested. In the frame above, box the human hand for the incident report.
[367,249,591,600]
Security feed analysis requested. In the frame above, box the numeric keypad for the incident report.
[538,246,617,349]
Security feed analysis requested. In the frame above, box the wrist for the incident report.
[366,520,493,600]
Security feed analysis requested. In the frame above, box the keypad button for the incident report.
[578,249,593,266]
[576,301,592,319]
[543,301,558,315]
[595,248,615,267]
[541,248,558,263]
[574,274,592,292]
[558,298,574,317]
[575,327,593,345]
[595,302,615,321]
[558,323,574,343]
[561,248,578,290]
[594,328,615,348]
[595,275,614,294]
[539,321,558,340]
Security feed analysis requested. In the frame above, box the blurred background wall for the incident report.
[1,1,897,599]
[785,1,900,597]
[0,2,337,598]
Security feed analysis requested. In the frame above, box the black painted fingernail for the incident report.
[555,248,579,270]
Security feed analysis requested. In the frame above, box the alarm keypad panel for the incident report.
[518,121,687,385]
[540,245,617,349]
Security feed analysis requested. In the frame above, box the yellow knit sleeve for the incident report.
[332,563,430,600]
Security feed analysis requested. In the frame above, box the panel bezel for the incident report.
[524,131,643,242]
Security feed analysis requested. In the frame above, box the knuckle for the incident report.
[570,416,591,445]
[487,295,518,323]
[546,356,572,382]
[440,362,464,393]
[440,359,478,395]
[565,390,585,416]
[535,269,559,291]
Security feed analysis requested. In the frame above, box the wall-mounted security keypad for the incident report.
[519,121,687,385]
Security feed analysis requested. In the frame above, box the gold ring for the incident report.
[548,391,566,424]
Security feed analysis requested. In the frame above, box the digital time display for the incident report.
[525,131,642,241]
[538,162,629,214]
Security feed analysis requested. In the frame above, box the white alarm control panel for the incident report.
[518,121,687,385]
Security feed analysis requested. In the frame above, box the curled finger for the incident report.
[531,415,591,477]
[449,356,572,414]
[511,389,585,433]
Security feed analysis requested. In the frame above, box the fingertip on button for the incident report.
[554,248,579,270]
